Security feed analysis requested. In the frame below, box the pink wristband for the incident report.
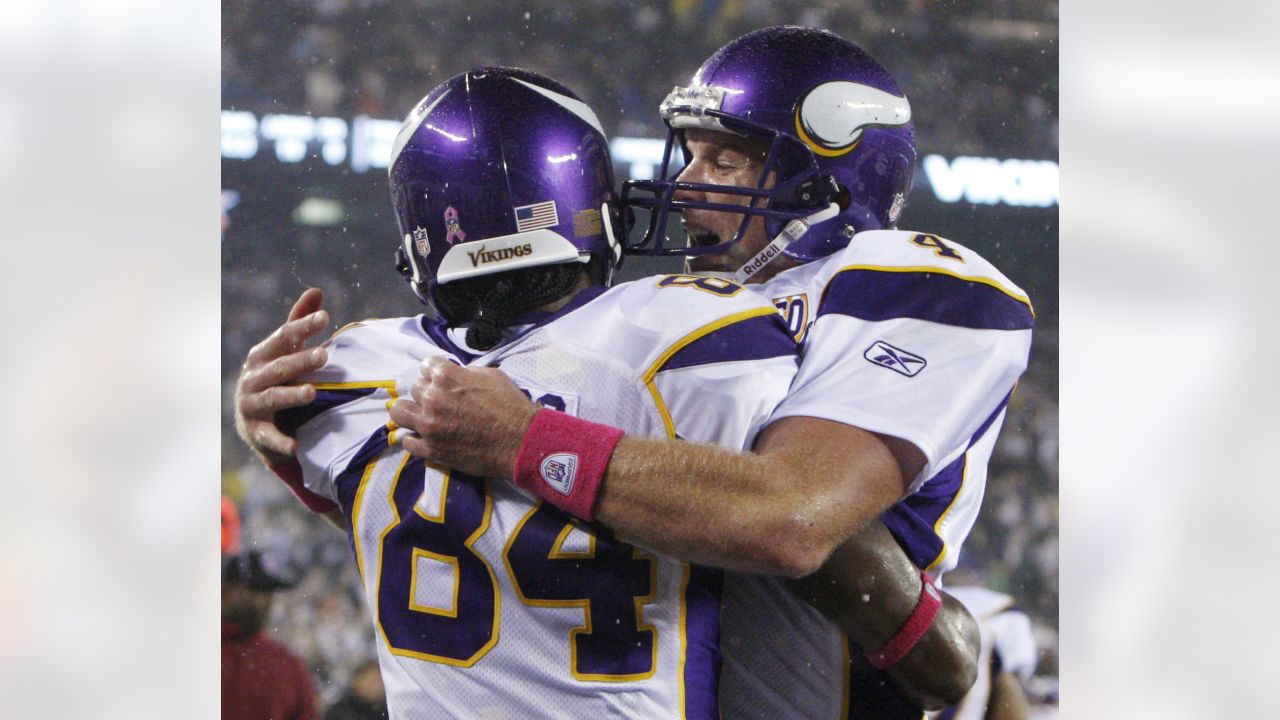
[513,408,624,522]
[865,571,943,670]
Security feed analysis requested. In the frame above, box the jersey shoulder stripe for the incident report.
[818,265,1034,330]
[277,384,383,437]
[657,310,797,373]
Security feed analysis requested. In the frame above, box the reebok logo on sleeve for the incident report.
[864,340,927,377]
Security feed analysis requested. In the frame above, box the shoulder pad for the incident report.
[555,274,793,371]
[308,316,443,385]
[813,230,1034,329]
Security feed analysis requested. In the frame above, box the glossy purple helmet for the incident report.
[389,67,621,335]
[622,26,915,274]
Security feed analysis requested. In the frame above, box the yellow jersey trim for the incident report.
[924,452,970,574]
[502,502,660,683]
[642,306,780,438]
[311,380,401,443]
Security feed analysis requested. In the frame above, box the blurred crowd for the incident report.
[221,0,1058,714]
[222,0,1057,158]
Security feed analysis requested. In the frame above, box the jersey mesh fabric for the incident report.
[293,280,798,719]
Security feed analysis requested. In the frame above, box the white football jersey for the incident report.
[719,230,1033,719]
[282,276,798,720]
[928,586,1037,720]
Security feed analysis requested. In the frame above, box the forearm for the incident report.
[594,417,903,577]
[787,522,980,709]
[389,362,905,576]
[593,437,838,575]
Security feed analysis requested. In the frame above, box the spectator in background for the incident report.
[931,582,1038,720]
[324,659,388,720]
[222,551,318,720]
[221,495,242,555]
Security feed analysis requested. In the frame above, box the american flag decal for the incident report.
[514,200,559,232]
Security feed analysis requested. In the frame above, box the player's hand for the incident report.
[234,288,330,466]
[390,357,538,479]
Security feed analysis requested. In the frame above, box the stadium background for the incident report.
[220,0,1058,713]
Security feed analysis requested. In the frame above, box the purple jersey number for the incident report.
[505,503,657,680]
[377,459,499,666]
[373,390,656,679]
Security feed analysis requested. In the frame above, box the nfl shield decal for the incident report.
[412,226,430,256]
[539,452,578,495]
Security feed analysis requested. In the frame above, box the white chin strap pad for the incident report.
[732,202,840,283]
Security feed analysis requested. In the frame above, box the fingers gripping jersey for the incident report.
[720,230,1033,720]
[282,278,797,720]
[930,586,1037,720]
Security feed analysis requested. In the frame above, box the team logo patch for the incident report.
[412,226,430,256]
[539,452,578,495]
[443,206,466,245]
[794,81,912,157]
[864,340,927,376]
[514,200,559,232]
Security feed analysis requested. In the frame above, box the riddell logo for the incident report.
[740,243,783,278]
[467,243,534,267]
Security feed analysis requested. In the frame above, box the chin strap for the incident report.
[730,202,840,284]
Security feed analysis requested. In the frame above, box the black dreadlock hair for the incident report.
[434,258,606,351]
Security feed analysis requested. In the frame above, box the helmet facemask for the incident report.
[620,27,917,281]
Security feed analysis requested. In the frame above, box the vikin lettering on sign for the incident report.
[922,154,1059,207]
[220,112,1059,208]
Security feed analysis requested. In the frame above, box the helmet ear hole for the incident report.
[834,183,851,212]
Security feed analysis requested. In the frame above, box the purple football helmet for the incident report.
[622,26,916,273]
[389,67,621,315]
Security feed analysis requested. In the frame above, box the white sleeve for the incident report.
[654,357,797,449]
[275,320,421,510]
[292,388,398,504]
[647,307,799,448]
[770,264,1033,491]
[990,609,1038,682]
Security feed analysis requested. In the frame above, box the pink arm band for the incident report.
[865,571,943,670]
[512,408,625,522]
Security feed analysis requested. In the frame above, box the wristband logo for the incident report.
[539,453,579,496]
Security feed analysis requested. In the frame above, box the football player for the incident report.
[240,66,972,718]
[931,584,1038,720]
[390,26,1032,718]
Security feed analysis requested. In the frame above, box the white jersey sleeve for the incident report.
[934,586,1039,720]
[275,317,452,513]
[769,229,1034,493]
[636,278,799,448]
[493,274,801,451]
